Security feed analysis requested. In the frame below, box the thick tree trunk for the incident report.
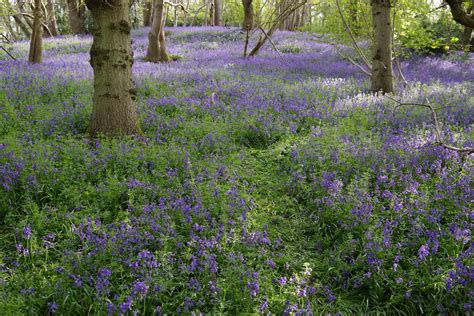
[370,0,393,94]
[143,1,152,26]
[86,0,140,136]
[214,0,222,26]
[46,0,60,36]
[242,0,253,31]
[204,0,210,26]
[28,0,43,63]
[66,0,86,34]
[145,0,169,62]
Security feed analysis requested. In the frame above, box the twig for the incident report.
[164,1,188,13]
[335,0,371,70]
[0,46,16,60]
[386,95,474,155]
[258,27,283,59]
[333,44,371,76]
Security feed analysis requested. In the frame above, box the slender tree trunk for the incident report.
[85,0,140,136]
[17,0,33,29]
[214,0,222,26]
[145,0,169,62]
[242,0,253,31]
[66,0,86,34]
[173,0,178,27]
[13,15,31,37]
[370,0,394,94]
[204,0,209,26]
[46,0,60,36]
[183,0,190,26]
[143,1,152,26]
[28,0,43,63]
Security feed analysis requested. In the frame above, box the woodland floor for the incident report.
[0,27,473,315]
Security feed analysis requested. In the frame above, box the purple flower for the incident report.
[23,226,32,240]
[48,302,58,313]
[131,280,148,297]
[258,298,269,313]
[418,244,429,261]
[119,296,132,314]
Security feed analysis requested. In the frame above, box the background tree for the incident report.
[145,0,169,62]
[214,0,221,26]
[143,1,152,26]
[66,0,86,34]
[28,0,43,63]
[85,0,140,136]
[242,0,253,31]
[446,0,474,28]
[370,0,393,93]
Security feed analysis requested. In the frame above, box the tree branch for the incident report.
[445,0,474,28]
[387,95,474,155]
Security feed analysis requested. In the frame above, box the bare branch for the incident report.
[386,95,474,155]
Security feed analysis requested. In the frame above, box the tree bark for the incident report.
[370,0,393,94]
[213,0,222,26]
[85,0,140,136]
[66,0,86,34]
[242,0,253,31]
[28,0,43,63]
[145,0,169,62]
[143,1,152,26]
[446,0,474,28]
[46,0,60,36]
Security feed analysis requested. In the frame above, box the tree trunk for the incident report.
[446,0,474,28]
[46,0,60,36]
[17,0,33,29]
[370,0,393,94]
[145,0,169,62]
[13,15,31,38]
[214,0,222,26]
[204,0,210,26]
[242,0,253,31]
[143,1,152,26]
[461,1,473,51]
[66,0,86,34]
[85,0,140,136]
[28,0,43,63]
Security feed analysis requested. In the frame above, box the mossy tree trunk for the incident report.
[85,0,140,136]
[145,0,169,62]
[28,0,43,63]
[242,0,253,31]
[370,0,394,94]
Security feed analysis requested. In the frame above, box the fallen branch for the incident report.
[387,95,474,155]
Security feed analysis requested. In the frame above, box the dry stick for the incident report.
[1,46,16,60]
[333,44,371,76]
[335,0,371,70]
[387,95,474,155]
[258,26,283,59]
[164,0,188,13]
[391,0,408,86]
[248,1,307,56]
